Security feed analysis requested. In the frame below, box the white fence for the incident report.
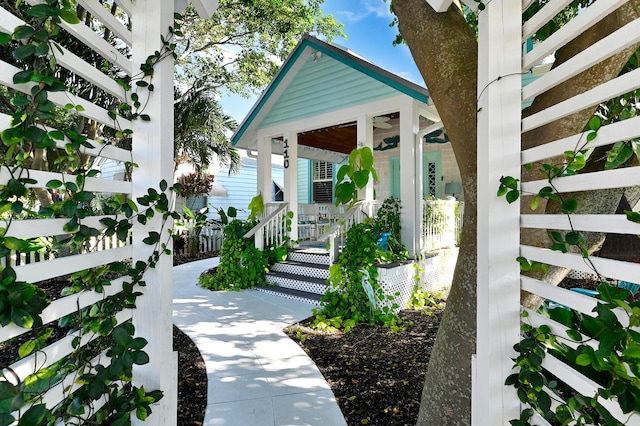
[472,0,640,424]
[0,1,182,424]
[172,221,224,255]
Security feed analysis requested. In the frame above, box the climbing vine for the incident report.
[499,111,640,424]
[0,2,185,424]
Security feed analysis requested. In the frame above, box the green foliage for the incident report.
[373,196,401,241]
[0,3,189,423]
[176,0,344,97]
[247,193,264,221]
[312,220,401,332]
[501,59,640,421]
[198,218,269,290]
[406,288,445,315]
[509,283,640,424]
[334,146,378,207]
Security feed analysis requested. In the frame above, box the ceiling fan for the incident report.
[372,116,392,129]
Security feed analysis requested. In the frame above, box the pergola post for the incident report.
[473,0,522,423]
[284,131,298,242]
[399,101,420,256]
[131,0,177,423]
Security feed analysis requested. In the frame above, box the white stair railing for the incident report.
[243,203,290,250]
[317,200,371,263]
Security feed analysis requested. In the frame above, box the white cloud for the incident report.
[337,0,392,22]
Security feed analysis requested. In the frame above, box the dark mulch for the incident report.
[173,325,207,425]
[284,309,443,426]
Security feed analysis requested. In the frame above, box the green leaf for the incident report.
[625,210,640,223]
[136,406,148,420]
[560,198,578,213]
[59,10,80,24]
[26,4,60,18]
[588,115,601,131]
[623,346,640,361]
[605,142,633,170]
[34,43,49,57]
[14,44,35,60]
[352,170,369,189]
[530,195,540,211]
[142,232,160,245]
[45,179,62,189]
[2,128,24,145]
[505,189,519,204]
[336,164,349,183]
[18,339,36,358]
[13,25,35,40]
[73,191,94,202]
[0,381,16,400]
[565,231,582,245]
[565,329,582,341]
[0,32,10,44]
[13,70,34,84]
[17,403,47,425]
[359,146,374,169]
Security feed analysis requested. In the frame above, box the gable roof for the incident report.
[231,35,429,152]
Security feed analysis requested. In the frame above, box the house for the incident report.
[207,156,284,220]
[231,34,462,256]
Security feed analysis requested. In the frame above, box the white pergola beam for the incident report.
[425,0,478,13]
[191,0,219,18]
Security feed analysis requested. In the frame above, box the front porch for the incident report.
[231,35,463,260]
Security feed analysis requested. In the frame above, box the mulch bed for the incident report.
[284,309,443,426]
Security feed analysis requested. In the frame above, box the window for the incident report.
[312,161,333,203]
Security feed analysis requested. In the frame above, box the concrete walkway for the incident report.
[172,258,347,426]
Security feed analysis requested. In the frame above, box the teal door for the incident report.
[423,151,442,198]
[390,152,442,199]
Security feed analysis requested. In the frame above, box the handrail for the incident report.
[243,203,289,250]
[317,200,366,243]
[318,200,369,263]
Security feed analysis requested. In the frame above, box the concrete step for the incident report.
[265,271,328,295]
[255,285,322,306]
[270,260,330,280]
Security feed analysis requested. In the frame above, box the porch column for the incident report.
[256,132,272,203]
[357,114,374,209]
[131,0,176,423]
[284,131,298,241]
[399,101,420,256]
[414,114,424,253]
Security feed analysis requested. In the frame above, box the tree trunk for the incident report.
[392,2,478,424]
[392,1,639,424]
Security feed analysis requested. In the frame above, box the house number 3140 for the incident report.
[283,139,289,169]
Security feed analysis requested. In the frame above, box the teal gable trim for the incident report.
[231,35,429,146]
[310,42,428,103]
[260,56,399,128]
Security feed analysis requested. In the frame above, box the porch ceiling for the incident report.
[298,122,357,155]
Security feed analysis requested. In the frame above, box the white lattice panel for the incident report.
[265,274,327,294]
[377,262,417,313]
[271,262,329,279]
[288,250,331,266]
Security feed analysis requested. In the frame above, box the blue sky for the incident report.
[220,0,424,122]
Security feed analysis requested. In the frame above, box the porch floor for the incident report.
[172,258,346,426]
